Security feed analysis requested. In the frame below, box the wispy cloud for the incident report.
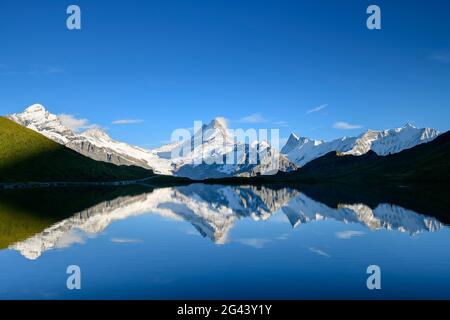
[276,233,290,240]
[273,120,289,127]
[430,50,450,64]
[336,230,365,240]
[110,238,142,244]
[0,65,65,76]
[306,104,327,114]
[43,66,65,74]
[309,247,331,258]
[58,114,97,132]
[236,113,268,124]
[333,121,363,130]
[236,238,271,249]
[112,119,144,125]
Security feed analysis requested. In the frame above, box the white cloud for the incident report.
[110,238,142,244]
[0,65,65,76]
[58,114,97,132]
[333,121,363,130]
[236,113,268,124]
[274,121,289,127]
[336,230,365,240]
[45,66,65,74]
[306,104,327,114]
[236,238,271,249]
[112,119,144,125]
[430,51,450,64]
[308,247,331,258]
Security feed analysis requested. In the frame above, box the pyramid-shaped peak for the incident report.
[288,133,299,141]
[207,117,228,129]
[403,122,416,129]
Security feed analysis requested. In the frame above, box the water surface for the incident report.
[0,183,449,299]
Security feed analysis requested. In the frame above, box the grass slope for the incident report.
[0,117,153,183]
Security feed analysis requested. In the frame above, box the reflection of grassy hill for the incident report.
[0,186,151,249]
[0,117,153,183]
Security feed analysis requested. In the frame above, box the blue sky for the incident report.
[0,0,449,148]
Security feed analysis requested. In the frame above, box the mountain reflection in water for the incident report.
[0,183,447,260]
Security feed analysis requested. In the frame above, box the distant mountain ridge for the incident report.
[280,130,450,182]
[7,104,445,181]
[9,104,297,179]
[282,124,440,166]
[8,104,174,175]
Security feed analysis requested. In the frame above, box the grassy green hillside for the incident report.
[0,117,153,183]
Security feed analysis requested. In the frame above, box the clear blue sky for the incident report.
[0,0,449,148]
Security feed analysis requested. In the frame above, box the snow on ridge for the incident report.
[283,124,440,166]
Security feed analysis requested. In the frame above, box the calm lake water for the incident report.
[0,183,449,299]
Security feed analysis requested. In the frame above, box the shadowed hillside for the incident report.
[0,117,154,183]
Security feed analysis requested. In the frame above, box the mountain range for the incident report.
[8,104,296,180]
[3,104,448,182]
[277,130,450,183]
[281,124,439,166]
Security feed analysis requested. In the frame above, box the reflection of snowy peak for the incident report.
[10,185,444,260]
[282,124,440,166]
[282,193,443,234]
[9,185,298,259]
[9,104,173,174]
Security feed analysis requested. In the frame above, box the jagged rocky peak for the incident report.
[8,103,77,144]
[208,117,228,129]
[13,103,54,122]
[286,133,300,144]
[282,123,440,166]
[201,117,233,142]
[280,133,300,154]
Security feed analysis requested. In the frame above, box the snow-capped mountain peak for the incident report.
[200,117,233,143]
[24,103,47,113]
[8,103,76,144]
[282,124,440,166]
[280,133,300,154]
[81,128,112,142]
[403,122,416,129]
[207,117,228,130]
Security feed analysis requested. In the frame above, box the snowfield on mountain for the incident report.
[281,124,439,166]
